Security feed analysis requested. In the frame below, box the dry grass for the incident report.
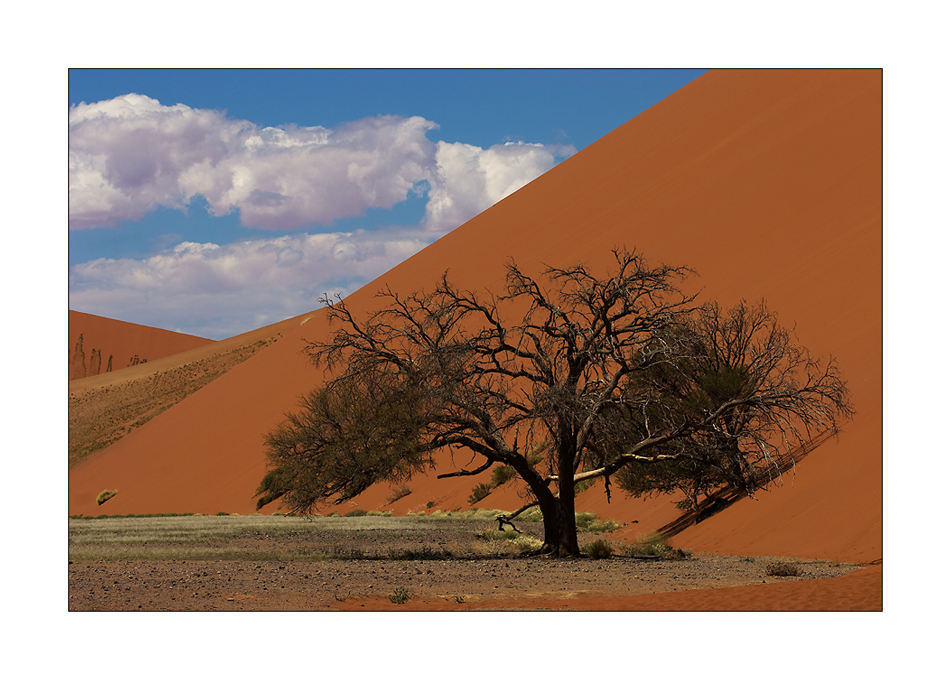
[68,513,535,562]
[68,338,278,468]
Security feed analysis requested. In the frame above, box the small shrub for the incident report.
[584,539,615,559]
[386,484,412,504]
[473,528,542,554]
[587,518,620,533]
[574,478,596,494]
[575,511,619,532]
[629,532,691,560]
[516,507,543,522]
[366,510,392,517]
[387,546,452,560]
[468,483,492,505]
[344,509,368,517]
[490,464,517,487]
[766,562,803,577]
[96,489,117,506]
[390,587,411,604]
[574,511,599,530]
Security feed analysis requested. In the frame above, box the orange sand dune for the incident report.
[69,68,881,589]
[69,309,316,394]
[68,310,214,381]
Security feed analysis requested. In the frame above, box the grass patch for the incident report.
[386,484,412,504]
[68,513,540,563]
[515,507,543,522]
[766,562,803,577]
[390,587,412,604]
[468,482,492,505]
[575,511,620,533]
[583,539,615,559]
[473,527,543,555]
[573,478,596,494]
[95,489,118,506]
[490,464,517,487]
[629,532,691,560]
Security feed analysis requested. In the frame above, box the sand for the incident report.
[68,310,214,381]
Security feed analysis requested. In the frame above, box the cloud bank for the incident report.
[68,94,575,338]
[69,230,432,339]
[69,94,573,233]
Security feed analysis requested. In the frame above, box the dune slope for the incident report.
[68,310,214,381]
[68,70,881,568]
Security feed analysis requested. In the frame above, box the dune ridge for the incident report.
[68,68,881,588]
[68,310,215,381]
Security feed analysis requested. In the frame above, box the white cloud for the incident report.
[69,95,438,230]
[69,94,574,234]
[68,230,434,339]
[68,93,576,337]
[69,94,250,229]
[423,140,575,232]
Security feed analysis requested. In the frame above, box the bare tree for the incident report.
[257,249,853,556]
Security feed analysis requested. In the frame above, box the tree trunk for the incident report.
[554,442,580,556]
[505,437,580,557]
[537,494,561,555]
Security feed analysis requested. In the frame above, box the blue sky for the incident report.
[69,69,706,339]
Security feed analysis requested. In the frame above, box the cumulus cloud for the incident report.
[68,93,576,338]
[69,95,250,229]
[423,140,575,232]
[69,230,434,339]
[69,94,574,233]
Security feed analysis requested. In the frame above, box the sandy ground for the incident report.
[68,517,876,611]
[68,70,882,569]
[68,557,877,612]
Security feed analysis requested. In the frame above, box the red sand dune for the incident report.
[69,69,881,604]
[68,310,214,381]
[69,309,316,394]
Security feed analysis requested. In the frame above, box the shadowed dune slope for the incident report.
[68,311,214,381]
[68,70,881,567]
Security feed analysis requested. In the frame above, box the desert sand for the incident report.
[68,69,882,610]
[68,310,214,381]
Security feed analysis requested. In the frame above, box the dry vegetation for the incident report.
[68,513,860,611]
[69,337,279,467]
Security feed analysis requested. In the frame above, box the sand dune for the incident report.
[68,68,881,582]
[68,310,214,381]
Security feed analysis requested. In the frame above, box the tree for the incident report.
[257,249,853,556]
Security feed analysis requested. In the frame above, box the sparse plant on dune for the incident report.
[96,489,117,506]
[490,464,517,487]
[468,483,492,505]
[386,484,412,504]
